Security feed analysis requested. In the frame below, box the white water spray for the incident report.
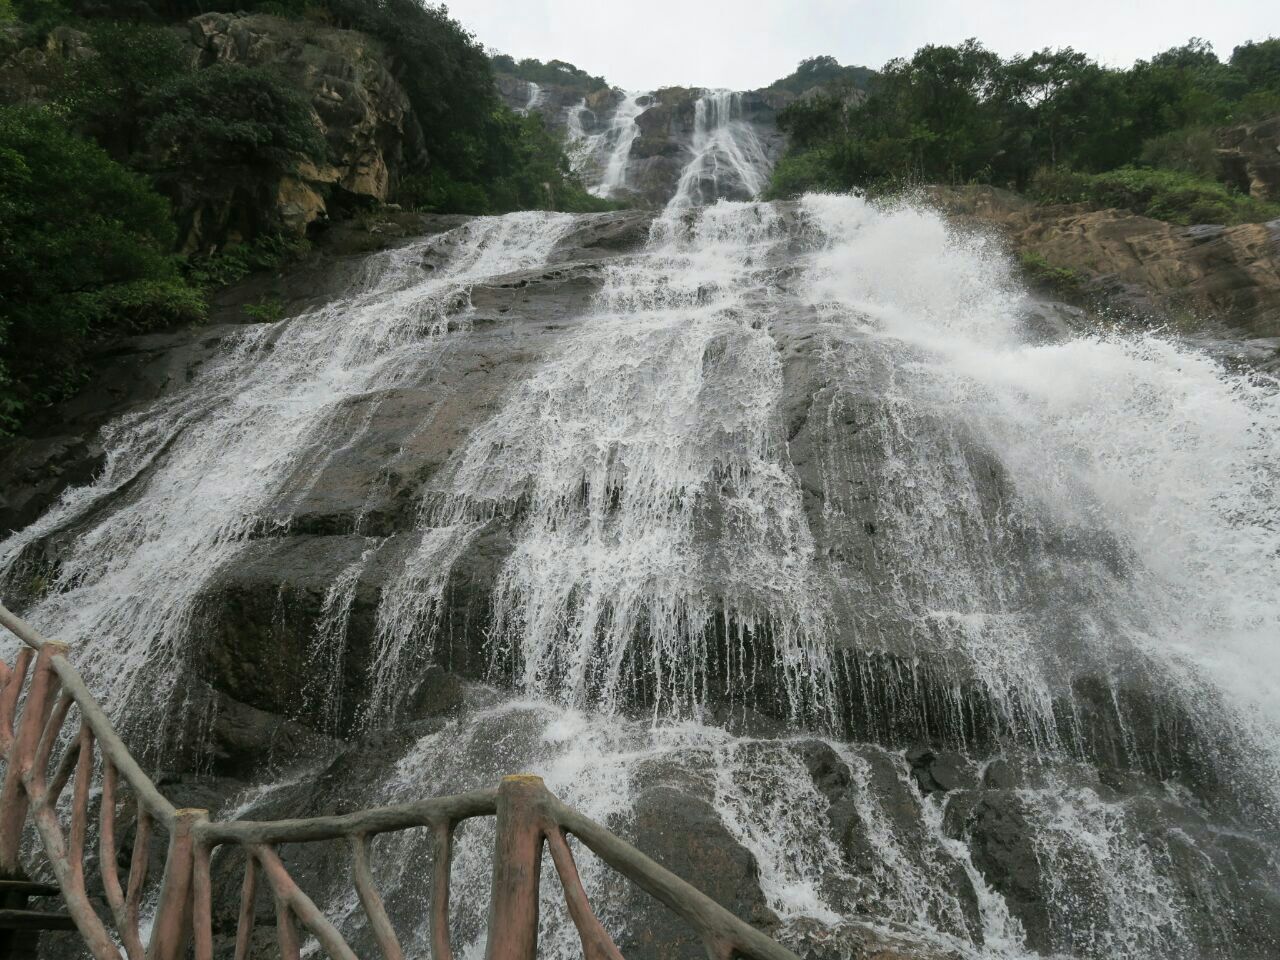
[0,213,577,737]
[666,89,772,213]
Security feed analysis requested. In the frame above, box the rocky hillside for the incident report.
[2,13,419,251]
[490,55,869,207]
[1218,113,1280,200]
[932,185,1280,341]
[182,13,419,249]
[495,77,792,206]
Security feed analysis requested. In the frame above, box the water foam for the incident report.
[0,213,576,738]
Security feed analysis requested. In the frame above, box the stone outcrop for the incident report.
[930,185,1280,337]
[179,12,418,251]
[0,24,93,104]
[1218,113,1280,201]
[507,79,789,207]
[494,72,586,119]
[0,14,419,253]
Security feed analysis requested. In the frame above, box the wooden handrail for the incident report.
[0,601,803,960]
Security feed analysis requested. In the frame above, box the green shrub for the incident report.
[1231,89,1280,122]
[397,109,618,215]
[765,148,846,199]
[1019,251,1084,297]
[1030,165,1280,224]
[186,233,310,289]
[243,297,286,323]
[0,105,205,434]
[1139,126,1221,179]
[141,64,326,178]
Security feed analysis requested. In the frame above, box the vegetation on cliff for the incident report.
[0,0,609,434]
[766,54,874,96]
[0,105,202,432]
[489,53,609,96]
[767,36,1280,225]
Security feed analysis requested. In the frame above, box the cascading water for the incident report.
[316,196,1278,958]
[520,81,545,114]
[666,89,772,213]
[0,212,577,738]
[590,91,648,198]
[3,147,1279,957]
[372,202,831,722]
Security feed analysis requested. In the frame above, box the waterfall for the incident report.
[666,89,772,213]
[520,81,544,114]
[0,212,577,739]
[592,91,648,198]
[796,193,1280,758]
[375,202,830,721]
[358,196,1279,958]
[564,91,649,199]
[565,87,772,206]
[3,188,1279,959]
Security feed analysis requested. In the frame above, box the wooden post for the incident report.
[484,775,548,960]
[0,643,64,878]
[146,808,207,960]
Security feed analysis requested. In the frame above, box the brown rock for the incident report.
[183,12,415,249]
[930,185,1280,336]
[1218,113,1280,201]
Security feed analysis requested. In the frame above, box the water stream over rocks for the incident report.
[3,106,1280,960]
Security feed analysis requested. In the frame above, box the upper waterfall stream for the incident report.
[3,139,1279,957]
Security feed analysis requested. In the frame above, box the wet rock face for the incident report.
[537,84,788,207]
[620,786,779,960]
[0,215,449,539]
[8,205,1280,960]
[494,73,588,121]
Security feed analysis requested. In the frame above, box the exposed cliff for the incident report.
[1218,113,1280,201]
[179,12,419,250]
[0,14,416,251]
[931,185,1280,340]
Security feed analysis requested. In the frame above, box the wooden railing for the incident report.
[0,602,801,960]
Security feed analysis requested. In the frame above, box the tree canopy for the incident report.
[0,105,203,431]
[768,37,1280,201]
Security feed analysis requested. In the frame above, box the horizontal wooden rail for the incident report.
[194,790,498,846]
[0,600,803,960]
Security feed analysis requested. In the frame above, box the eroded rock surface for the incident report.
[930,184,1280,336]
[1218,113,1280,201]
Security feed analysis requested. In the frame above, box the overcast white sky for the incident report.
[445,0,1277,90]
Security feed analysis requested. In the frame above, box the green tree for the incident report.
[140,64,325,177]
[768,34,1280,207]
[490,54,609,95]
[768,55,875,95]
[0,106,203,433]
[57,21,190,160]
[1230,38,1280,93]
